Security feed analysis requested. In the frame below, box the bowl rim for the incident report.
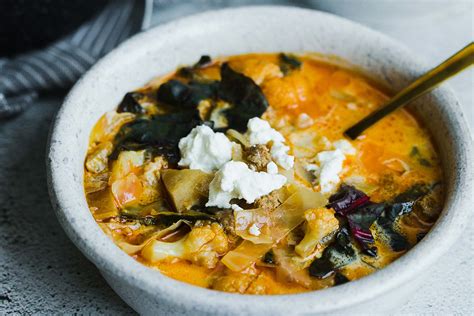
[47,5,473,314]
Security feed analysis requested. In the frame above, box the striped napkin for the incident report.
[0,0,148,119]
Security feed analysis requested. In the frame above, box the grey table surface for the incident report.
[1,2,473,315]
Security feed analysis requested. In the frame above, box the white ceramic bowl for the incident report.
[47,6,473,315]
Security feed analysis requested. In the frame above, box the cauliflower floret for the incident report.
[295,207,339,258]
[141,222,229,269]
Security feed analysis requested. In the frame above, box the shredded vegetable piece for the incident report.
[117,220,189,254]
[222,186,327,271]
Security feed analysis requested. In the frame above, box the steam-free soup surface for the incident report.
[84,54,443,294]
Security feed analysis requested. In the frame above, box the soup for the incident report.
[84,54,443,294]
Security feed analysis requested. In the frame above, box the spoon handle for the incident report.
[345,42,474,139]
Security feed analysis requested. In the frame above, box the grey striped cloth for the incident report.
[0,0,148,119]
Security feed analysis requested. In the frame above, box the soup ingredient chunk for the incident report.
[306,139,356,194]
[246,117,294,170]
[206,161,287,208]
[178,125,233,172]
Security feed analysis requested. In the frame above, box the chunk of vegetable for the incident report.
[295,207,339,258]
[156,79,218,109]
[234,208,273,244]
[117,92,146,114]
[90,111,135,144]
[141,222,228,269]
[84,171,109,194]
[218,63,269,132]
[87,188,119,220]
[111,173,143,207]
[161,169,214,212]
[112,110,203,164]
[118,220,188,254]
[109,150,145,183]
[309,227,357,279]
[85,142,113,174]
[221,186,327,271]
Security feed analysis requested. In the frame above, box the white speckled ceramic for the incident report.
[47,6,473,315]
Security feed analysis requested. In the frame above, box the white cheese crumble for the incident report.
[178,125,233,173]
[270,142,294,170]
[246,117,294,170]
[206,161,287,208]
[246,117,284,145]
[315,149,346,194]
[333,139,356,155]
[248,223,261,236]
[307,139,356,194]
[266,161,278,174]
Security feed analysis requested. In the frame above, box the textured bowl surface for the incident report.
[47,6,473,316]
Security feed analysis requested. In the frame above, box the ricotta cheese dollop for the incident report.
[206,161,287,208]
[178,125,233,173]
[246,117,294,170]
[307,139,356,194]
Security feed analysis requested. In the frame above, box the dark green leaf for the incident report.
[117,92,146,114]
[374,215,409,252]
[219,63,269,132]
[334,272,349,285]
[279,53,301,75]
[112,110,202,163]
[309,227,357,279]
[156,79,218,109]
[177,55,213,79]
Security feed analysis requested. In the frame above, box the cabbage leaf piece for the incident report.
[115,220,189,255]
[221,187,327,271]
[161,169,214,212]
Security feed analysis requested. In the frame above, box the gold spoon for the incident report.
[345,42,474,139]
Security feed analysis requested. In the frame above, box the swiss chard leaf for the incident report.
[279,53,301,75]
[219,63,269,132]
[309,227,357,279]
[327,184,371,216]
[393,183,431,204]
[374,215,409,252]
[372,185,431,252]
[156,79,218,109]
[117,92,146,114]
[346,203,385,256]
[112,110,202,163]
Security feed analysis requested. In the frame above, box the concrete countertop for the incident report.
[1,2,472,315]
